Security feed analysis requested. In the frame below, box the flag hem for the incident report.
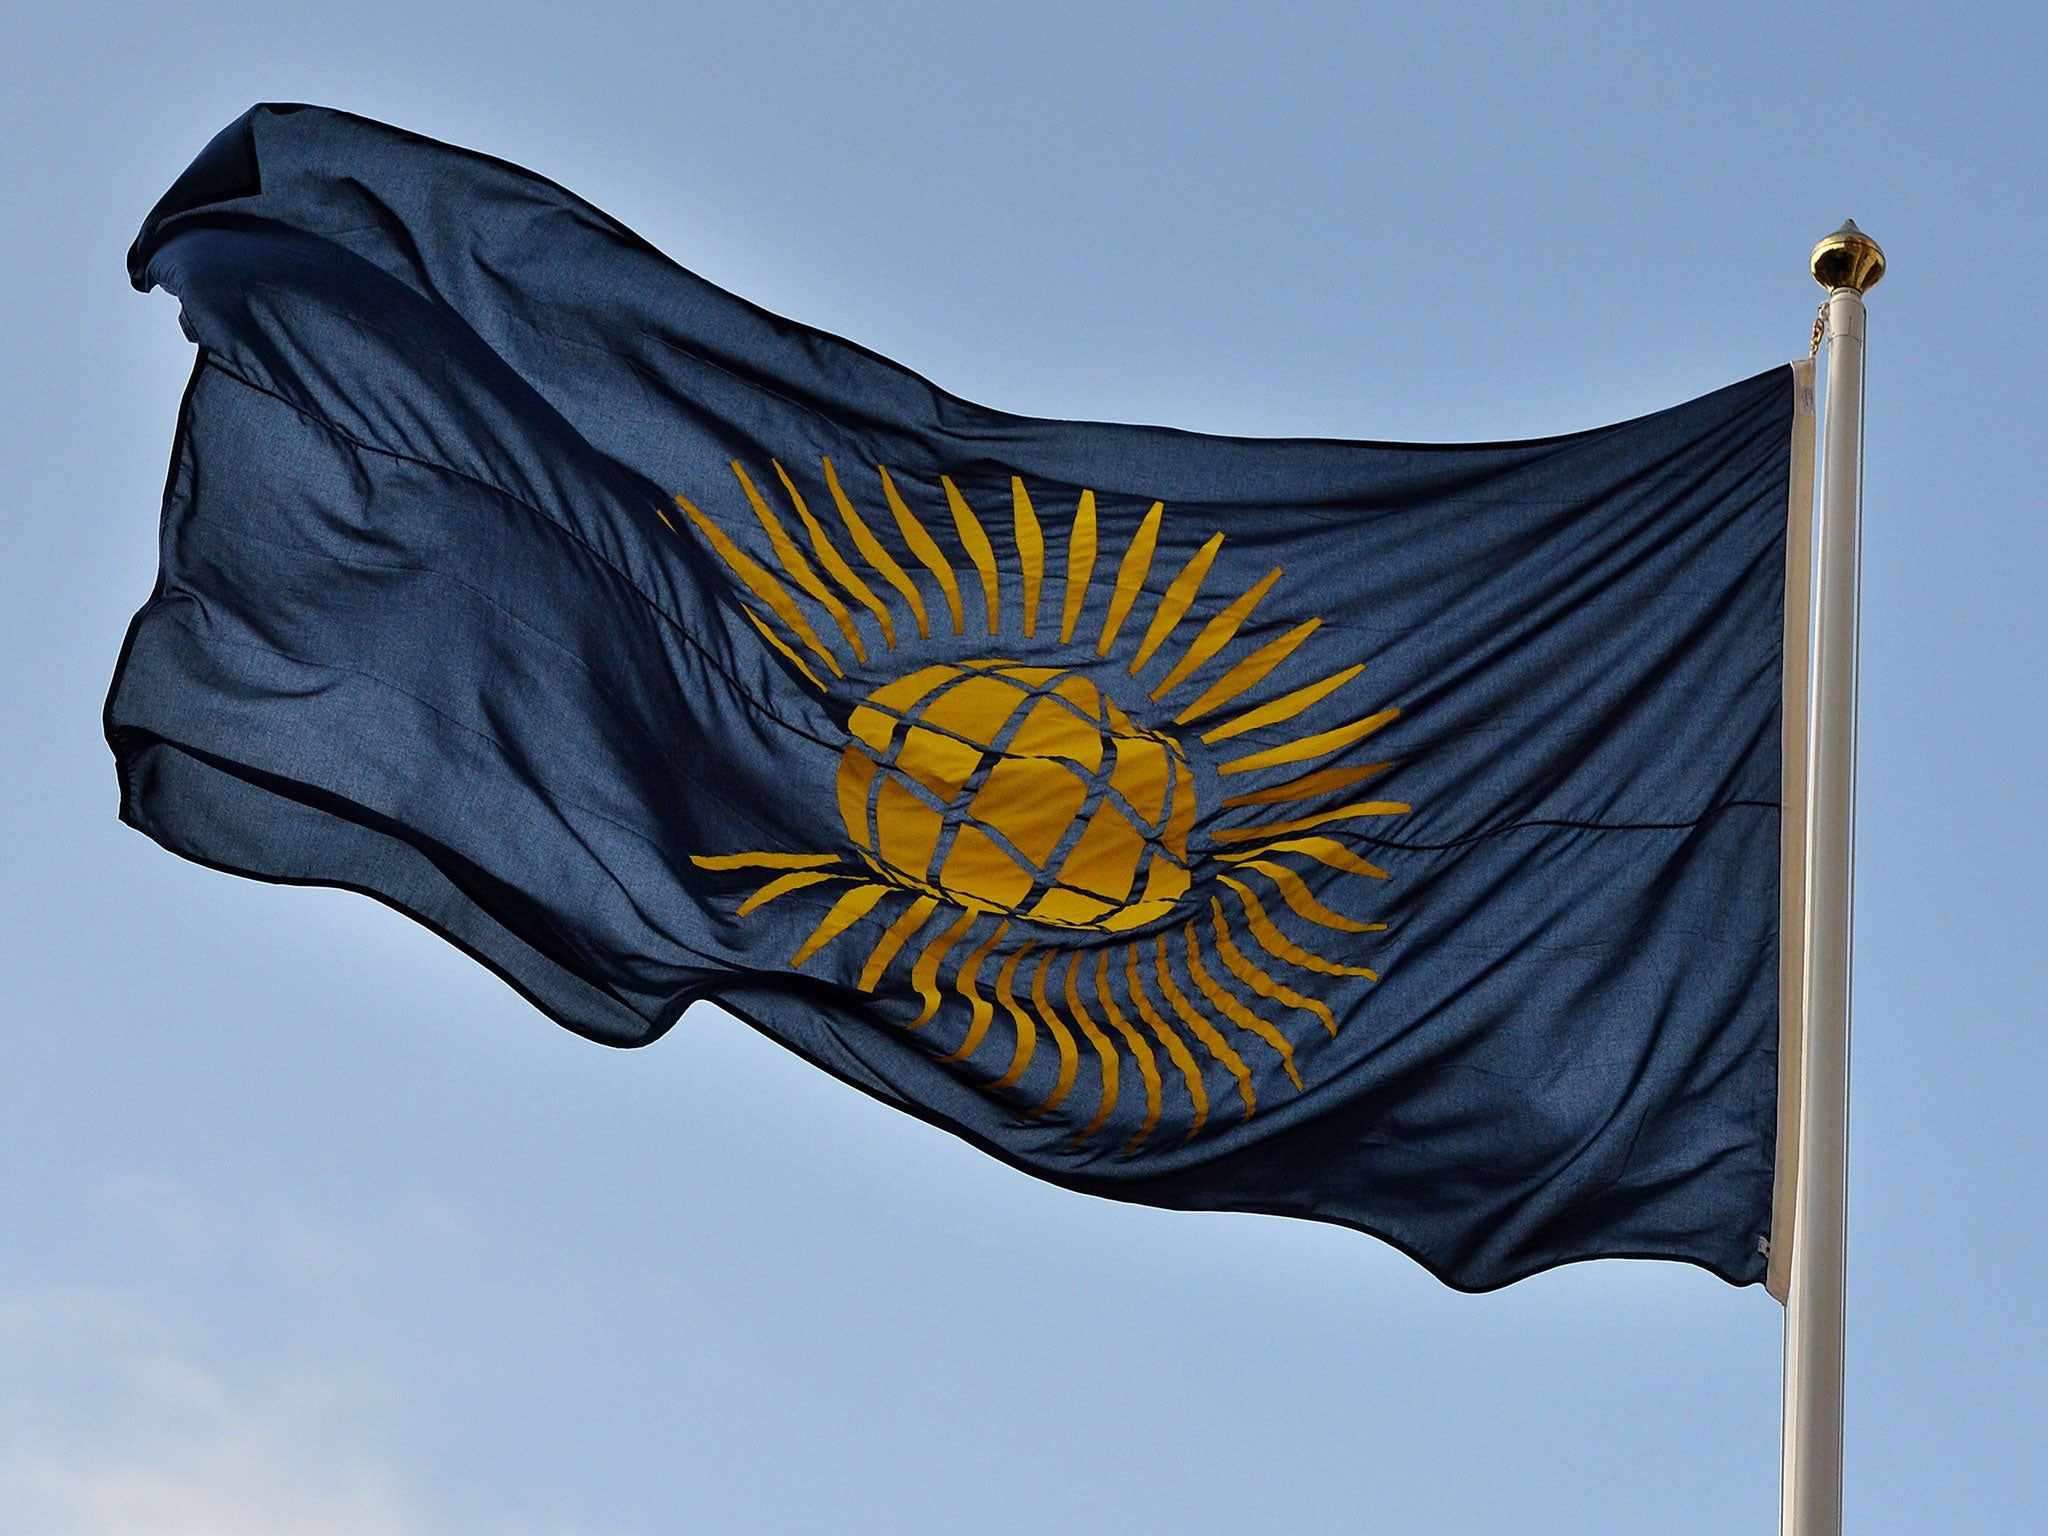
[1767,356,1819,1304]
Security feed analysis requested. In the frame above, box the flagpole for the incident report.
[1780,220,1883,1536]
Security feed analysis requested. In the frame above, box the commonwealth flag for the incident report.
[111,106,1810,1291]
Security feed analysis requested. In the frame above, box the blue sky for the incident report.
[2,3,2042,1532]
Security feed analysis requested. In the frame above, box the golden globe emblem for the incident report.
[685,462,1412,1147]
[836,660,1195,931]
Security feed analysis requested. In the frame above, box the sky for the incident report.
[1,3,2043,1533]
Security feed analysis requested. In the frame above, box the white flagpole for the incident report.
[1780,220,1884,1536]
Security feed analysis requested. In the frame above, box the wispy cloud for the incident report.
[0,1285,425,1536]
[5,1432,419,1536]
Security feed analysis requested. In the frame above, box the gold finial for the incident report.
[1811,219,1885,294]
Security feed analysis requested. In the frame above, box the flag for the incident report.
[111,105,1806,1291]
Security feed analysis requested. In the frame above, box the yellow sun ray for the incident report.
[1209,801,1411,842]
[1153,934,1255,1122]
[1096,950,1162,1152]
[1218,877,1378,979]
[737,870,842,916]
[1065,953,1121,1145]
[941,476,1000,635]
[859,895,939,991]
[676,494,845,679]
[908,908,980,1026]
[823,457,929,640]
[1060,490,1097,644]
[1202,666,1366,745]
[1130,532,1224,674]
[986,944,1039,1090]
[1230,859,1383,933]
[741,608,827,691]
[1211,898,1338,1036]
[942,920,1010,1062]
[1011,477,1044,638]
[1185,922,1302,1089]
[791,883,892,966]
[774,461,896,649]
[1215,707,1400,775]
[1023,951,1079,1118]
[732,464,866,663]
[1097,501,1164,656]
[879,466,965,635]
[1125,945,1208,1137]
[1149,568,1282,701]
[691,851,843,871]
[1219,836,1390,879]
[1173,618,1320,725]
[1221,764,1389,807]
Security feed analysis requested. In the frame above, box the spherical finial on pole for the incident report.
[1811,220,1885,293]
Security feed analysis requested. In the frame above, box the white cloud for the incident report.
[0,1168,616,1536]
[4,1436,418,1536]
[0,1287,423,1536]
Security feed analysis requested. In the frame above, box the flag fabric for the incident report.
[111,105,1802,1291]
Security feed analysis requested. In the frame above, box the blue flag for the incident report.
[112,105,1801,1291]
